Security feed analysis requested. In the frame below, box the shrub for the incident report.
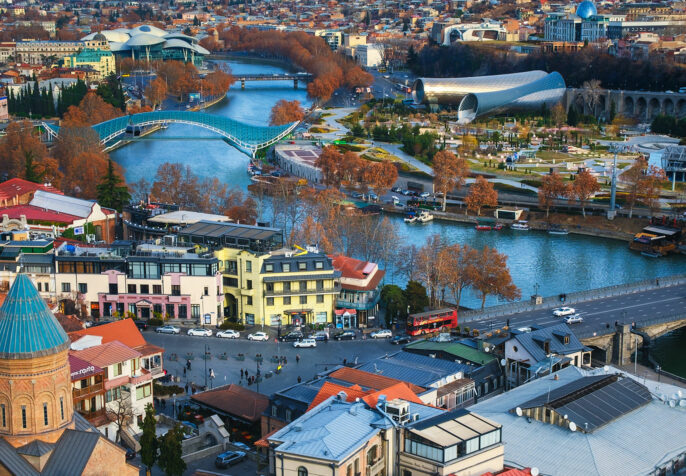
[219,321,245,331]
[153,382,184,396]
[149,318,164,326]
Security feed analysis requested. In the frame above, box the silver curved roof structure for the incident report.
[125,32,166,47]
[457,72,566,124]
[412,71,548,105]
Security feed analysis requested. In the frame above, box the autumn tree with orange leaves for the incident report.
[465,176,498,216]
[365,161,398,196]
[63,92,123,126]
[0,120,49,182]
[571,169,600,217]
[469,246,521,309]
[433,150,469,212]
[538,170,569,218]
[621,157,666,217]
[315,146,344,187]
[269,100,305,126]
[144,77,167,109]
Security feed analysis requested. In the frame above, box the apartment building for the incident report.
[69,354,117,438]
[62,48,115,80]
[15,40,83,64]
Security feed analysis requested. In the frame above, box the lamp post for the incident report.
[609,144,619,213]
[204,343,210,389]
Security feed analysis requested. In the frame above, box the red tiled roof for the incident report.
[255,428,278,448]
[69,319,147,349]
[71,340,141,368]
[0,204,80,224]
[307,382,370,411]
[191,384,269,423]
[56,313,85,332]
[329,367,426,395]
[0,178,62,201]
[479,468,533,476]
[330,254,385,291]
[362,382,424,408]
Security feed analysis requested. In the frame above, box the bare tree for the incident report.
[580,79,602,118]
[106,388,135,444]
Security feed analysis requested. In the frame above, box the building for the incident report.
[0,240,54,298]
[0,274,137,474]
[661,145,686,183]
[68,355,115,437]
[0,179,63,208]
[0,42,15,63]
[61,48,115,81]
[273,144,322,183]
[355,44,385,67]
[468,366,686,476]
[0,96,6,121]
[54,241,222,324]
[14,40,84,64]
[504,323,592,387]
[441,21,507,44]
[330,254,384,328]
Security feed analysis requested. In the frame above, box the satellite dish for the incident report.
[515,407,523,417]
[669,400,676,408]
[563,414,568,420]
[673,393,680,401]
[679,400,686,407]
[603,365,610,372]
[678,390,683,398]
[569,421,577,432]
[531,468,540,476]
[500,359,507,367]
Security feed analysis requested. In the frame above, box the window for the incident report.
[60,397,64,420]
[171,285,181,296]
[544,341,550,354]
[178,305,187,319]
[300,296,307,305]
[402,471,412,476]
[105,386,122,403]
[245,313,255,325]
[284,297,291,305]
[480,429,501,449]
[246,280,253,290]
[315,261,324,269]
[298,262,307,270]
[297,468,308,476]
[166,304,175,318]
[367,445,378,465]
[564,335,570,344]
[299,280,307,291]
[245,261,252,273]
[266,297,274,306]
[36,282,42,292]
[191,305,200,319]
[61,282,71,293]
[1,404,5,427]
[128,284,136,293]
[43,402,48,426]
[355,459,359,474]
[347,464,352,476]
[283,282,291,292]
[109,283,118,294]
[140,284,149,294]
[136,383,152,400]
[282,263,290,273]
[78,283,87,294]
[316,280,324,290]
[21,406,26,429]
[271,406,277,417]
[113,362,123,377]
[266,282,274,292]
[224,277,238,287]
[225,260,238,275]
[265,263,274,272]
[153,304,162,315]
[153,285,162,294]
[204,286,209,296]
[285,409,292,422]
[466,437,479,454]
[246,296,253,306]
[317,295,324,304]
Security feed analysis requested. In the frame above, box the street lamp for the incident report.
[204,343,210,389]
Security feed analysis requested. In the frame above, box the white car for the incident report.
[247,332,269,341]
[156,325,180,334]
[293,338,317,348]
[217,329,240,339]
[564,314,584,324]
[419,192,431,198]
[370,329,392,339]
[552,307,576,317]
[188,328,212,337]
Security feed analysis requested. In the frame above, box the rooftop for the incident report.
[0,178,62,202]
[191,384,269,423]
[405,340,497,366]
[69,319,163,356]
[510,323,588,362]
[147,210,231,225]
[70,340,141,368]
[357,351,473,388]
[407,408,501,448]
[0,204,81,224]
[0,274,70,359]
[29,190,98,219]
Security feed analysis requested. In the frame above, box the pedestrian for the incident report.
[183,367,186,377]
[284,356,287,365]
[343,358,347,365]
[185,383,189,394]
[245,368,249,378]
[296,354,300,364]
[240,369,244,379]
[297,376,302,383]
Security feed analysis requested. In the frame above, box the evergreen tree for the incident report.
[24,151,43,183]
[567,105,579,127]
[97,159,131,212]
[404,280,429,314]
[158,425,186,476]
[140,404,157,474]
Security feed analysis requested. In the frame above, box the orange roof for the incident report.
[362,382,424,408]
[307,382,370,411]
[69,319,146,349]
[329,367,426,394]
[255,428,278,448]
[329,254,385,291]
[480,469,533,476]
[71,341,141,368]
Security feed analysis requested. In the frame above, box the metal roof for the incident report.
[0,438,39,476]
[263,272,338,282]
[0,274,69,359]
[511,323,587,363]
[30,190,94,218]
[180,220,281,240]
[404,340,496,366]
[17,440,54,457]
[42,430,100,476]
[357,351,473,387]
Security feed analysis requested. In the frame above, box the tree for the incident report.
[24,151,43,183]
[433,150,469,212]
[441,244,477,312]
[290,215,332,252]
[404,280,429,314]
[469,246,521,309]
[97,159,131,212]
[415,234,449,308]
[571,169,600,217]
[622,158,666,216]
[567,106,580,127]
[269,99,305,126]
[538,171,569,218]
[581,79,602,118]
[106,391,134,443]
[315,146,343,187]
[140,403,158,474]
[465,176,498,216]
[622,157,648,218]
[551,102,567,127]
[158,425,186,476]
[380,284,407,327]
[0,120,49,181]
[63,92,123,126]
[144,77,168,109]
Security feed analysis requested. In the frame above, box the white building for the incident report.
[355,44,384,68]
[273,144,323,183]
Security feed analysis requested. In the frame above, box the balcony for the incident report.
[264,285,341,297]
[73,382,104,399]
[366,458,385,475]
[78,407,106,422]
[336,290,381,311]
[130,368,152,386]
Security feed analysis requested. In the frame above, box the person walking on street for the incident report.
[297,376,302,383]
[240,369,244,379]
[296,354,300,364]
[183,367,186,377]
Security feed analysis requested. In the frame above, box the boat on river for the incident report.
[511,220,530,231]
[548,224,569,235]
[415,211,434,223]
[475,224,491,231]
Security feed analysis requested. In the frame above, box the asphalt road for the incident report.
[471,283,686,336]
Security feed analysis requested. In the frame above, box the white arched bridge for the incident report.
[42,110,299,156]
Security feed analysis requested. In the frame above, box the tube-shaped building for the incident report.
[412,71,548,105]
[456,72,566,123]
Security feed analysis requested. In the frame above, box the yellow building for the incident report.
[62,48,115,81]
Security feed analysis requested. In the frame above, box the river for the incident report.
[111,58,686,377]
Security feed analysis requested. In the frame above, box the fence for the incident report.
[458,273,686,323]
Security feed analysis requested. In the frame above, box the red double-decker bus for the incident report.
[406,308,458,336]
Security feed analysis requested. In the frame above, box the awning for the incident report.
[283,309,313,314]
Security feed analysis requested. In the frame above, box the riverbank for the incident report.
[209,52,299,71]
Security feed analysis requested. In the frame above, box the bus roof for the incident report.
[410,308,456,319]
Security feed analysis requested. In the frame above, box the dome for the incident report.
[576,0,597,19]
[93,32,107,42]
[162,38,195,50]
[129,24,168,37]
[0,274,69,359]
[126,33,166,47]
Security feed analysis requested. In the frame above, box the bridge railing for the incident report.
[458,273,686,323]
[573,311,686,340]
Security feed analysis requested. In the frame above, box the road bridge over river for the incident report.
[234,73,312,89]
[461,274,686,365]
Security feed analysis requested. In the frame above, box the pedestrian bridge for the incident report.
[42,110,299,156]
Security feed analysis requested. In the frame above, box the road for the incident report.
[470,283,686,337]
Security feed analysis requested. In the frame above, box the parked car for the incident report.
[133,320,148,331]
[217,329,240,339]
[564,314,584,324]
[280,331,303,342]
[419,192,431,198]
[232,442,251,452]
[401,189,412,196]
[247,332,269,341]
[368,192,378,201]
[215,451,246,468]
[310,331,329,341]
[370,329,392,339]
[390,334,411,345]
[188,328,212,337]
[391,186,402,193]
[294,338,317,348]
[156,325,180,334]
[552,307,576,317]
[333,330,356,341]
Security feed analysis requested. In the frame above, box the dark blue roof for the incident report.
[512,323,586,363]
[576,0,597,19]
[0,274,69,359]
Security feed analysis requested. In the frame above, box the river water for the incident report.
[111,58,686,376]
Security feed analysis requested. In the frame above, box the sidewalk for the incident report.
[617,362,686,389]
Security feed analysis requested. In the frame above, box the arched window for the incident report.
[297,467,308,476]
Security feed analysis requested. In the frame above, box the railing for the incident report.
[264,285,341,297]
[73,382,104,399]
[366,458,385,475]
[78,408,106,421]
[574,311,686,340]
